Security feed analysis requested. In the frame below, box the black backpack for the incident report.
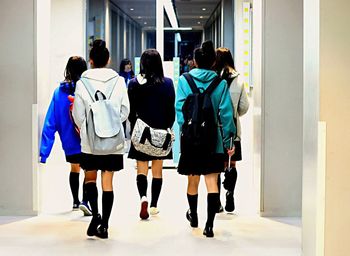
[181,73,222,156]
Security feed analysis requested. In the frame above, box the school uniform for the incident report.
[127,75,176,161]
[175,68,236,175]
[72,68,130,171]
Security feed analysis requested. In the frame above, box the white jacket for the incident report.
[72,68,130,154]
[229,76,249,141]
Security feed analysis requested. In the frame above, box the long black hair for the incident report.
[64,56,87,83]
[193,40,216,70]
[140,49,164,85]
[119,58,132,73]
[89,39,110,68]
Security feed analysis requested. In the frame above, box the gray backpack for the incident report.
[80,77,125,155]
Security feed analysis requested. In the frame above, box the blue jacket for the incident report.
[175,68,236,153]
[40,82,81,163]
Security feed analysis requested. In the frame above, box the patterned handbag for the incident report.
[131,118,174,157]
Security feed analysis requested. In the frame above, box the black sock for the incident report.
[85,182,98,217]
[69,172,80,204]
[151,178,163,207]
[136,174,148,198]
[82,179,88,202]
[187,194,198,215]
[102,191,114,228]
[217,173,221,196]
[231,167,238,193]
[206,193,220,227]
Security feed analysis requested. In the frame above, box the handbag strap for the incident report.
[140,126,172,150]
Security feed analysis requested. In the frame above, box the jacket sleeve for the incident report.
[127,81,137,133]
[166,80,176,128]
[119,79,130,123]
[237,83,249,116]
[72,80,86,129]
[175,76,187,129]
[219,83,236,149]
[39,94,57,163]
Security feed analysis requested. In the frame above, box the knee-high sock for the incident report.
[102,191,114,228]
[136,174,148,198]
[187,194,198,215]
[85,182,98,216]
[217,173,221,195]
[150,178,163,207]
[69,172,80,204]
[230,167,238,194]
[82,179,88,202]
[206,193,220,227]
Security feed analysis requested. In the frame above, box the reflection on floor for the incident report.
[0,159,301,256]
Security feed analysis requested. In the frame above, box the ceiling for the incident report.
[110,0,221,30]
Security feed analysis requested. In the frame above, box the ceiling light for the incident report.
[200,16,203,19]
[197,22,201,24]
[130,8,134,11]
[202,8,206,11]
[137,16,141,19]
[144,22,147,25]
[163,0,179,29]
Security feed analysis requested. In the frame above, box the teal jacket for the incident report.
[175,68,236,153]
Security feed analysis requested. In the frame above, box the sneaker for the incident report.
[73,202,80,211]
[87,214,101,237]
[186,209,198,228]
[203,225,214,238]
[225,191,235,212]
[95,225,108,239]
[139,196,149,220]
[79,201,93,216]
[150,207,159,215]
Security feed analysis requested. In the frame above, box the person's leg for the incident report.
[136,161,149,219]
[186,175,200,227]
[96,170,114,239]
[69,163,80,209]
[150,160,163,214]
[85,170,100,236]
[204,173,220,237]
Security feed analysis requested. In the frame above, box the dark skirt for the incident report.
[177,152,225,176]
[128,143,173,161]
[80,153,124,171]
[65,153,82,164]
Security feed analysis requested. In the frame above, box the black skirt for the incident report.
[177,152,225,176]
[80,153,124,171]
[65,153,82,164]
[128,143,173,161]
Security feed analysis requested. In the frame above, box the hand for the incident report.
[227,146,235,157]
[68,95,75,111]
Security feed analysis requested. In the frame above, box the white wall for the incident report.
[38,0,86,213]
[0,0,36,215]
[253,0,304,216]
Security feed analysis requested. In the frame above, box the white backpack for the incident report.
[81,77,125,155]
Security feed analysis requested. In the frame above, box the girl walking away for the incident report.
[39,56,92,216]
[128,49,175,220]
[72,40,130,239]
[215,47,249,213]
[175,41,236,238]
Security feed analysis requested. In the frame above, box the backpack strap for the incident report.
[104,76,119,99]
[205,76,222,95]
[183,73,200,94]
[80,78,96,102]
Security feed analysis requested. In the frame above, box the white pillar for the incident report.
[156,0,164,58]
[105,0,111,50]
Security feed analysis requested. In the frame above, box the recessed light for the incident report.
[130,8,134,11]
[197,21,201,24]
[137,16,141,19]
[200,16,203,19]
[144,22,147,25]
[202,8,206,11]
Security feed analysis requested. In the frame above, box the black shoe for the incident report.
[95,225,108,239]
[186,209,198,228]
[72,202,80,211]
[203,225,214,238]
[87,214,101,237]
[225,191,235,212]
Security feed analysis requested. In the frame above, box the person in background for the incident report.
[40,56,92,216]
[175,41,236,238]
[72,40,130,239]
[128,49,175,220]
[214,47,249,213]
[119,58,135,86]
